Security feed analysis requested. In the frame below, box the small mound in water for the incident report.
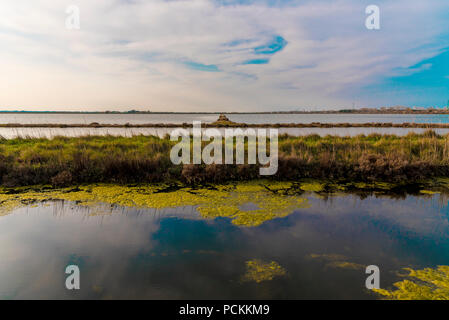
[242,259,287,283]
[374,265,449,300]
[217,114,230,122]
[210,113,239,126]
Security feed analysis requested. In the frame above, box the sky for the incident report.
[0,0,448,112]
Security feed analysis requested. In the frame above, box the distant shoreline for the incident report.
[2,122,449,128]
[1,110,449,115]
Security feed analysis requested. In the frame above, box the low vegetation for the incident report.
[1,131,449,187]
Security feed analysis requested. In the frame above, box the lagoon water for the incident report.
[2,127,449,139]
[1,194,448,299]
[2,113,449,125]
[1,113,449,138]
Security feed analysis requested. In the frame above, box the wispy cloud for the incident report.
[0,0,448,111]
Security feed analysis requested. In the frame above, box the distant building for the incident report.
[390,105,408,111]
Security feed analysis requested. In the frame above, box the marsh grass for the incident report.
[1,131,449,186]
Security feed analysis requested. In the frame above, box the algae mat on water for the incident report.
[242,259,287,283]
[0,181,310,227]
[374,266,449,300]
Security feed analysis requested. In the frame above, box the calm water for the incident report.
[1,127,449,139]
[1,113,449,138]
[1,194,448,299]
[2,113,449,125]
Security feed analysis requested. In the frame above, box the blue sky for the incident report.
[368,49,449,107]
[0,0,448,111]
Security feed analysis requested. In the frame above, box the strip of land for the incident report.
[0,131,448,187]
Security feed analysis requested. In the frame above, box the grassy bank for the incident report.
[0,131,449,187]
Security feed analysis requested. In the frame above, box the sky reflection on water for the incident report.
[0,194,448,299]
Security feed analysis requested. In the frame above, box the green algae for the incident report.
[326,261,365,270]
[196,182,310,227]
[374,265,449,300]
[3,177,449,226]
[242,259,287,283]
[300,178,449,196]
[420,190,439,195]
[296,179,406,196]
[0,181,310,227]
[299,181,326,193]
[307,253,365,270]
[352,181,397,190]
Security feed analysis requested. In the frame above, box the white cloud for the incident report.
[0,0,448,111]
